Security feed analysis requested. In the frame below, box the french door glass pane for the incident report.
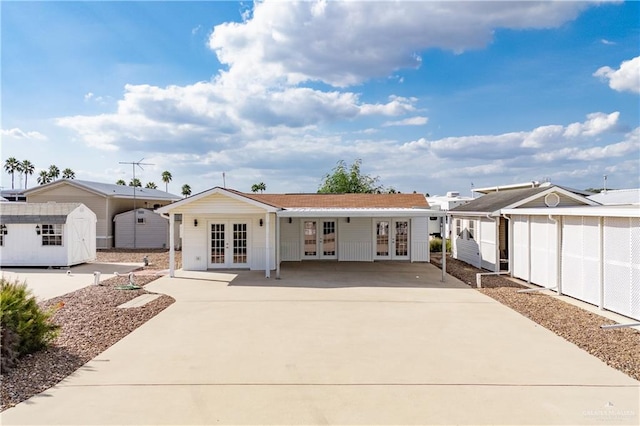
[233,223,247,264]
[395,221,408,256]
[304,221,317,256]
[211,224,225,264]
[376,221,389,256]
[323,221,336,256]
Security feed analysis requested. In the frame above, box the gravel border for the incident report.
[431,253,640,382]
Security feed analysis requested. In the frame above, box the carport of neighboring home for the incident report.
[156,187,441,278]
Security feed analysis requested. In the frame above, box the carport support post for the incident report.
[441,215,446,282]
[169,212,175,278]
[276,214,281,279]
[265,213,270,278]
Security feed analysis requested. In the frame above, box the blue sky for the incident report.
[2,0,639,196]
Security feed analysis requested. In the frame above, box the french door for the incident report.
[209,221,249,268]
[302,219,337,259]
[374,219,410,260]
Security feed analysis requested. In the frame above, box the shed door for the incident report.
[70,218,91,262]
[209,221,249,268]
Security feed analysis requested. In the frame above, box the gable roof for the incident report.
[0,202,86,224]
[449,186,596,215]
[23,179,181,201]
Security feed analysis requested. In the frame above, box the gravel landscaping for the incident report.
[431,253,640,382]
[0,249,181,411]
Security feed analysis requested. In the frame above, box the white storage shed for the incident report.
[0,202,97,267]
[114,208,176,249]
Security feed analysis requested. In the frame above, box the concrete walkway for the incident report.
[2,263,638,425]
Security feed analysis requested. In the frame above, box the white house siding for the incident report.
[410,217,430,262]
[603,217,640,320]
[338,217,373,261]
[561,216,600,306]
[280,217,301,261]
[520,193,588,208]
[479,218,497,271]
[114,209,169,249]
[249,213,276,271]
[529,216,558,289]
[512,215,530,281]
[453,218,481,268]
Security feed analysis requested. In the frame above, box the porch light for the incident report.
[35,225,41,235]
[259,218,264,227]
[194,219,198,227]
[0,224,7,235]
[347,217,350,223]
[288,217,292,224]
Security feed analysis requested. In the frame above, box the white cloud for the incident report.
[563,111,620,137]
[1,128,47,141]
[600,39,616,45]
[383,116,429,127]
[209,1,599,88]
[594,56,640,94]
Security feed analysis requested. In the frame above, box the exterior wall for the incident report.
[519,193,587,208]
[410,217,430,262]
[603,217,640,320]
[249,213,276,270]
[561,216,600,305]
[529,215,558,288]
[280,217,301,261]
[479,218,497,271]
[453,217,481,268]
[338,217,373,261]
[512,215,529,281]
[114,209,169,249]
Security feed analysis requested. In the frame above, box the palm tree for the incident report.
[251,182,266,193]
[145,182,158,189]
[4,157,21,189]
[48,165,60,180]
[181,184,191,197]
[37,170,51,185]
[116,179,126,185]
[62,168,75,179]
[161,171,172,192]
[21,160,35,189]
[129,178,142,187]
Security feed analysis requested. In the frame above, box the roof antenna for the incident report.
[222,172,226,188]
[119,158,154,248]
[603,175,607,194]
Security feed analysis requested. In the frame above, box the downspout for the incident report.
[265,212,270,278]
[599,216,604,310]
[169,212,175,278]
[548,214,561,295]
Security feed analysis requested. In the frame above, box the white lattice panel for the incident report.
[512,216,529,280]
[604,217,640,320]
[530,216,557,288]
[561,217,600,306]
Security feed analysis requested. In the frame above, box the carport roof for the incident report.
[277,207,439,217]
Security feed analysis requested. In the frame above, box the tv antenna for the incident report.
[119,158,154,248]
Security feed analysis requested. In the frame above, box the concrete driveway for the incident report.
[1,262,143,301]
[2,262,638,425]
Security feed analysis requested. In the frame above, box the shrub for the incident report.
[1,278,59,372]
[429,237,451,253]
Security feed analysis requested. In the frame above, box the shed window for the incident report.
[0,224,6,246]
[468,220,475,240]
[137,217,146,224]
[455,219,462,236]
[41,224,63,246]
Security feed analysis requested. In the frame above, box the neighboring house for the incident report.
[426,191,474,238]
[471,181,594,197]
[0,202,96,267]
[23,179,181,249]
[114,208,181,249]
[501,204,640,321]
[156,187,438,278]
[588,188,640,205]
[0,189,26,202]
[448,185,598,272]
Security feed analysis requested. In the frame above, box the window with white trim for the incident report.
[455,219,462,236]
[468,220,475,240]
[41,224,63,246]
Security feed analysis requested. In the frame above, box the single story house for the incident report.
[0,202,96,267]
[23,179,181,249]
[114,208,181,249]
[502,204,639,321]
[156,187,440,278]
[427,191,474,238]
[448,185,598,272]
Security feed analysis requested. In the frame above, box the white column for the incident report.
[265,213,270,278]
[169,212,175,278]
[276,214,281,279]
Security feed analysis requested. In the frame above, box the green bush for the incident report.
[429,237,451,253]
[1,278,59,371]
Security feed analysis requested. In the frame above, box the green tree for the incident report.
[21,160,35,189]
[318,159,383,194]
[181,184,191,197]
[4,157,21,189]
[251,182,266,193]
[145,182,158,189]
[37,170,51,185]
[48,165,60,180]
[129,178,142,187]
[116,179,126,185]
[161,171,172,192]
[62,168,75,179]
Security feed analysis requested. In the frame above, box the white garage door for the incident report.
[561,216,600,306]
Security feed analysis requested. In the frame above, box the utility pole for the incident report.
[119,158,154,248]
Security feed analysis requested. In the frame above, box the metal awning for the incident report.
[276,208,444,218]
